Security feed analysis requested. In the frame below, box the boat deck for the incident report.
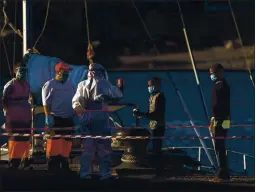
[0,168,254,191]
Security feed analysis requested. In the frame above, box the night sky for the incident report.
[0,0,254,76]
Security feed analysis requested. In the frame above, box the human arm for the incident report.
[42,82,54,127]
[42,82,53,116]
[212,81,230,120]
[133,94,165,120]
[110,85,123,100]
[94,80,123,103]
[72,82,86,116]
[2,80,13,110]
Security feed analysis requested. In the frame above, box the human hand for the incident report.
[45,115,54,128]
[133,108,139,117]
[74,105,86,116]
[208,117,215,133]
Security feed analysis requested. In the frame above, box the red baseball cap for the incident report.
[55,62,72,72]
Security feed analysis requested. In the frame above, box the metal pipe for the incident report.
[243,154,247,175]
[171,80,216,169]
[22,0,27,56]
[198,147,201,170]
[176,0,219,168]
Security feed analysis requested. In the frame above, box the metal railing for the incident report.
[1,143,254,176]
[162,146,255,175]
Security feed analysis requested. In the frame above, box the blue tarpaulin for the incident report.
[24,53,89,131]
[26,53,88,105]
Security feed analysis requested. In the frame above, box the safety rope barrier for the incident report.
[2,124,254,131]
[0,133,253,140]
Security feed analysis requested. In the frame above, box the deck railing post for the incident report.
[198,147,202,170]
[243,154,247,175]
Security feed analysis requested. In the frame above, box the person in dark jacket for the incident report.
[209,63,230,181]
[133,77,166,179]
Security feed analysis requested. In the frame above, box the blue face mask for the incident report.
[60,73,69,82]
[16,68,26,80]
[148,86,156,94]
[210,74,217,81]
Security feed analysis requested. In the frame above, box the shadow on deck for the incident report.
[0,168,254,191]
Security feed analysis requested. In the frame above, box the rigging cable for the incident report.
[84,0,91,45]
[33,0,50,51]
[131,0,216,170]
[1,6,12,77]
[176,0,219,167]
[84,0,96,65]
[227,0,254,88]
[0,6,2,88]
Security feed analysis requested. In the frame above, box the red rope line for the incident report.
[2,124,254,131]
[0,133,253,140]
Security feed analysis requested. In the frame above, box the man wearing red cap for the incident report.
[42,61,75,172]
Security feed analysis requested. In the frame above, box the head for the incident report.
[209,63,224,82]
[87,63,108,80]
[54,62,73,83]
[14,62,27,80]
[148,77,161,94]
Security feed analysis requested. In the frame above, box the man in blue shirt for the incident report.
[42,62,75,172]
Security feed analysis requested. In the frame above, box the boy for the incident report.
[133,77,166,179]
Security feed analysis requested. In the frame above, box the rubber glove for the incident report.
[80,112,88,123]
[133,108,144,118]
[45,115,54,128]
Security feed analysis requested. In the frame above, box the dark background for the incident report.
[0,0,255,76]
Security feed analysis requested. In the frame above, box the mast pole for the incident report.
[176,0,219,167]
[22,0,27,56]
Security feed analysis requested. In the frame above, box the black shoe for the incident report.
[48,156,61,173]
[60,157,73,173]
[216,170,230,181]
[8,164,18,170]
[8,159,20,170]
[62,167,73,174]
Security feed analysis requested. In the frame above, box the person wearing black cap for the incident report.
[209,63,230,181]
